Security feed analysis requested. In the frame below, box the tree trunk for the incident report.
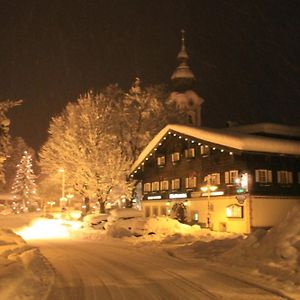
[99,200,105,214]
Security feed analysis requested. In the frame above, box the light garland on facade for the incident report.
[130,130,236,177]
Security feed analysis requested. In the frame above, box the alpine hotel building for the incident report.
[130,31,300,234]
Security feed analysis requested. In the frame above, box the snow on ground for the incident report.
[0,207,299,299]
[0,227,55,300]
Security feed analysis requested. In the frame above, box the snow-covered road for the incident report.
[31,239,285,300]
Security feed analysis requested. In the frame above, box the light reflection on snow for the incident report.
[16,218,82,240]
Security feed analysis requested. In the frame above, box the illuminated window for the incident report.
[185,176,197,188]
[205,173,220,185]
[151,181,160,192]
[225,170,239,184]
[145,206,150,217]
[160,206,167,216]
[157,156,166,166]
[143,183,151,192]
[255,169,272,183]
[152,206,158,216]
[226,204,243,218]
[277,171,293,184]
[193,211,199,221]
[200,145,209,156]
[185,148,195,159]
[171,152,180,162]
[160,180,169,191]
[171,178,181,190]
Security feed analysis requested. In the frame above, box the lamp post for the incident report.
[200,185,218,229]
[58,168,66,208]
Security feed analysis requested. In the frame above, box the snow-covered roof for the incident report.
[222,122,300,138]
[130,124,300,174]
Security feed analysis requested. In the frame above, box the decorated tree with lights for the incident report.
[11,150,38,210]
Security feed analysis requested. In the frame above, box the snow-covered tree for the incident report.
[11,150,38,210]
[4,137,36,192]
[39,82,184,213]
[0,100,22,187]
[40,87,131,213]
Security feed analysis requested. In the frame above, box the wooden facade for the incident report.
[131,124,300,233]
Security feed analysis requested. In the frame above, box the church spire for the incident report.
[169,30,204,127]
[171,29,195,91]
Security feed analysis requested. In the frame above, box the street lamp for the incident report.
[58,168,66,208]
[200,185,218,229]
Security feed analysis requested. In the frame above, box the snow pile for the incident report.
[0,228,54,300]
[82,213,108,229]
[218,204,300,287]
[104,209,202,239]
[145,216,201,236]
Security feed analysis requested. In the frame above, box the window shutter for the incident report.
[267,170,272,183]
[255,170,259,182]
[184,150,188,158]
[185,177,189,188]
[217,173,220,184]
[225,172,229,184]
[288,172,293,184]
[277,171,281,183]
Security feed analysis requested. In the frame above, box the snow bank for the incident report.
[218,204,300,289]
[0,228,55,300]
[105,210,202,239]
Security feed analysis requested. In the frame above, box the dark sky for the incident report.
[0,0,299,150]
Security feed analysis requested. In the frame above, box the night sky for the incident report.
[0,0,299,150]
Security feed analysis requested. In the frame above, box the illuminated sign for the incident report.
[147,195,162,200]
[169,193,187,199]
[201,191,224,197]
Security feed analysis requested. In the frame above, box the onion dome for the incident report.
[171,30,196,91]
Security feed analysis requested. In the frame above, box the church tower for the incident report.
[169,30,203,127]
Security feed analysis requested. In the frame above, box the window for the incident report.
[185,176,197,188]
[171,152,180,162]
[225,170,239,184]
[157,156,166,166]
[160,180,169,191]
[143,183,151,192]
[151,181,160,192]
[145,206,150,217]
[298,172,300,184]
[277,171,293,184]
[226,204,243,218]
[171,178,181,190]
[255,169,272,183]
[185,148,195,159]
[160,206,167,216]
[200,145,210,156]
[152,206,158,216]
[205,173,220,185]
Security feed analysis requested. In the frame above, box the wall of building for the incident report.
[250,196,300,228]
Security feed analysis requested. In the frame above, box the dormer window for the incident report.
[157,156,166,167]
[185,148,195,159]
[171,152,181,163]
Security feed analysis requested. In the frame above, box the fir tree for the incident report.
[11,150,38,211]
